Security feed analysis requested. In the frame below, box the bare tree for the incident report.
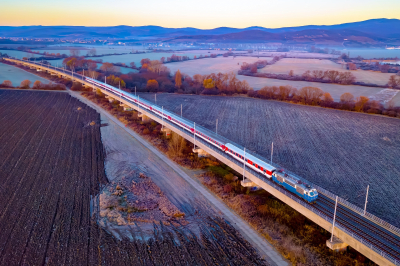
[302,70,312,81]
[322,92,334,103]
[70,49,80,57]
[388,75,400,88]
[20,80,31,89]
[355,96,369,112]
[32,80,42,89]
[88,48,96,56]
[168,132,186,158]
[298,86,324,104]
[100,63,119,74]
[325,70,340,83]
[312,70,325,80]
[338,72,356,85]
[340,92,355,103]
[2,80,12,87]
[278,86,292,100]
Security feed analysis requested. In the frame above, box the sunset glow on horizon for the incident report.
[1,0,400,29]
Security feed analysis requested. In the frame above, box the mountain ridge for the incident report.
[0,19,399,43]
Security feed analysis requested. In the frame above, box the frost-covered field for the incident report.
[258,58,394,86]
[139,93,400,227]
[259,58,344,74]
[0,49,42,59]
[164,57,398,106]
[255,51,338,58]
[167,56,272,76]
[238,76,400,106]
[0,62,49,85]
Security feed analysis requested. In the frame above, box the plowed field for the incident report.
[139,93,400,228]
[0,90,267,266]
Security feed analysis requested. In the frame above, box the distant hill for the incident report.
[0,19,399,44]
[168,28,383,44]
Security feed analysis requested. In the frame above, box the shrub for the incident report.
[20,79,31,89]
[146,79,159,92]
[32,80,42,89]
[223,184,233,193]
[71,82,83,91]
[2,80,12,87]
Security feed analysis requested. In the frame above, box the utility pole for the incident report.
[271,142,274,164]
[243,148,246,181]
[193,122,196,149]
[363,185,369,215]
[119,81,121,104]
[330,196,338,242]
[92,73,95,93]
[181,104,182,117]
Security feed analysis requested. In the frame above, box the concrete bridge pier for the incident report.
[192,147,209,157]
[161,127,171,137]
[326,236,349,252]
[122,104,133,111]
[240,178,260,188]
[138,113,152,123]
[104,95,115,103]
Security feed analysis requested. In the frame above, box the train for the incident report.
[85,77,318,203]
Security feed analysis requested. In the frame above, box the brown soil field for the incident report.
[258,58,394,86]
[0,90,268,265]
[139,93,400,228]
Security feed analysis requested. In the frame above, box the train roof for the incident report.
[274,170,315,192]
[225,143,275,171]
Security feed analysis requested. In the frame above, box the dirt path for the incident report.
[70,91,288,266]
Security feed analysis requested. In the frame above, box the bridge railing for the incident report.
[6,57,400,265]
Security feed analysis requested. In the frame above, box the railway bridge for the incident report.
[3,57,400,266]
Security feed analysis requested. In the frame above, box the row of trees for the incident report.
[388,75,400,89]
[62,57,122,75]
[248,85,396,115]
[1,79,66,90]
[301,70,356,85]
[241,66,358,85]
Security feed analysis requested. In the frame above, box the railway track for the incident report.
[314,195,400,261]
[318,195,400,247]
[265,176,400,261]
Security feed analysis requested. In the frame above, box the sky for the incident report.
[1,0,400,29]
